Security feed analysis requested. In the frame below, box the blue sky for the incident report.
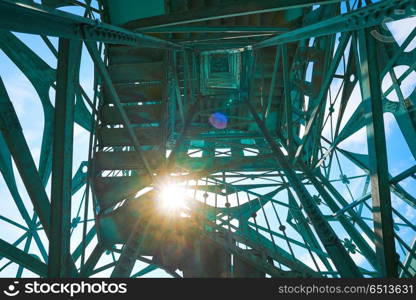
[0,1,415,277]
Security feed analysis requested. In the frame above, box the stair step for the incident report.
[108,46,165,65]
[176,156,278,172]
[95,150,163,170]
[98,127,161,147]
[169,0,189,12]
[94,175,151,210]
[108,62,165,84]
[103,82,163,103]
[101,104,163,125]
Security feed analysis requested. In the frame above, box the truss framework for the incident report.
[0,0,415,278]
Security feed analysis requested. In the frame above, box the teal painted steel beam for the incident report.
[100,254,168,278]
[246,222,329,259]
[0,30,55,186]
[0,215,28,231]
[279,125,379,270]
[71,161,88,195]
[264,46,280,120]
[79,244,104,277]
[89,262,117,276]
[0,77,52,235]
[48,38,82,278]
[166,97,200,171]
[199,214,317,277]
[390,165,416,184]
[84,41,155,181]
[72,226,96,262]
[140,26,289,34]
[0,0,412,280]
[16,215,35,278]
[0,0,184,50]
[302,168,379,271]
[135,256,181,278]
[255,0,416,48]
[282,44,294,159]
[332,193,372,218]
[357,28,398,278]
[277,120,379,270]
[126,0,344,30]
[247,102,362,278]
[240,224,320,276]
[0,238,47,277]
[402,238,416,277]
[110,221,149,278]
[315,172,377,241]
[0,135,48,263]
[172,33,274,44]
[172,50,185,124]
[338,148,416,208]
[286,191,335,272]
[0,232,28,263]
[131,265,157,278]
[294,32,350,164]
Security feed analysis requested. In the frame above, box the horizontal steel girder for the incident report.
[0,238,47,277]
[255,0,416,48]
[0,0,184,50]
[125,0,345,30]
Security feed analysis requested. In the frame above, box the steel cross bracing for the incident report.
[0,0,415,278]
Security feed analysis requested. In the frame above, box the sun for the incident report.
[158,183,187,215]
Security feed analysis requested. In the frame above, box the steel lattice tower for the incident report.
[0,0,415,278]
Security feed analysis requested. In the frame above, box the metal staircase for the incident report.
[91,0,310,277]
[93,46,168,212]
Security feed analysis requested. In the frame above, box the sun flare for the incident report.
[158,184,187,215]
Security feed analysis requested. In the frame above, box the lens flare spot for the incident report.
[209,112,228,129]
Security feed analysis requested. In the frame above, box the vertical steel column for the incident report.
[282,44,294,159]
[48,38,81,278]
[357,29,398,277]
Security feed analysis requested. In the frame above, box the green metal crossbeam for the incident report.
[125,0,344,30]
[48,38,82,278]
[255,0,416,48]
[0,238,47,277]
[357,28,398,277]
[0,0,184,49]
[0,77,52,235]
